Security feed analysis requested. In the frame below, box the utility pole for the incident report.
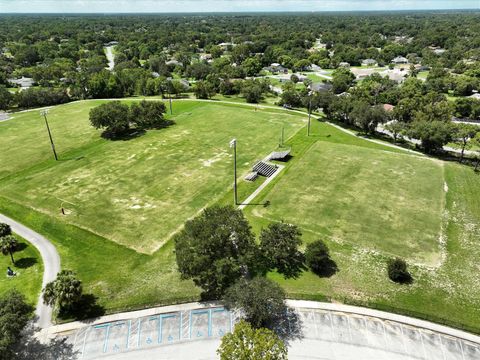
[40,110,58,161]
[169,93,173,115]
[230,138,238,206]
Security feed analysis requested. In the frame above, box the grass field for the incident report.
[1,99,480,332]
[0,100,304,253]
[251,141,445,265]
[0,234,43,304]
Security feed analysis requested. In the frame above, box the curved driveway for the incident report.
[0,213,60,328]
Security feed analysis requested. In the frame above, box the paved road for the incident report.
[50,301,480,360]
[0,213,60,328]
[105,46,115,71]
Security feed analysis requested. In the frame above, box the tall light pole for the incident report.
[230,138,238,206]
[40,109,58,161]
[307,91,312,137]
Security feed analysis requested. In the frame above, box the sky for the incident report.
[0,0,478,13]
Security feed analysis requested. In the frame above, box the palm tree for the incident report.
[0,235,19,264]
[43,270,82,311]
[0,222,12,237]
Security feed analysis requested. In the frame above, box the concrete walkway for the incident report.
[0,213,60,328]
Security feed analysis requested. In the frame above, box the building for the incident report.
[8,76,34,88]
[383,104,395,112]
[391,56,409,64]
[362,59,378,67]
[309,82,333,92]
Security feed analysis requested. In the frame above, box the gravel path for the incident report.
[0,213,60,328]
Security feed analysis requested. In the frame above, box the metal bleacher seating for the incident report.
[253,161,277,177]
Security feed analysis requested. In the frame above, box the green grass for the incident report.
[0,100,304,253]
[241,119,480,333]
[250,141,445,265]
[0,234,43,305]
[2,100,480,332]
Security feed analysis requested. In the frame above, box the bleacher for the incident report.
[244,172,259,181]
[253,161,277,177]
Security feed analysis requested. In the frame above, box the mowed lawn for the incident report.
[0,235,43,305]
[0,100,305,253]
[251,141,445,265]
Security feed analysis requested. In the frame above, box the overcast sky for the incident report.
[0,0,478,13]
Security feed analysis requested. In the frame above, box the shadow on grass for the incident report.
[16,242,28,252]
[58,294,105,323]
[101,128,146,141]
[15,257,37,269]
[13,322,77,360]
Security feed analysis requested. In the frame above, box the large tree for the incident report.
[89,101,131,138]
[217,320,287,360]
[223,277,287,329]
[0,291,33,360]
[129,100,167,129]
[0,235,19,265]
[43,270,83,312]
[331,67,355,94]
[174,206,258,299]
[0,86,14,111]
[453,124,478,162]
[259,222,305,279]
[407,120,454,154]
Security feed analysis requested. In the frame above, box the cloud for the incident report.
[0,0,478,13]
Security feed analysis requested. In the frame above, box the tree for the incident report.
[174,206,258,299]
[89,101,130,138]
[471,132,480,171]
[217,320,287,360]
[305,240,338,277]
[407,120,453,154]
[0,235,19,265]
[0,290,33,360]
[242,57,262,77]
[194,80,217,99]
[0,86,14,110]
[350,102,387,134]
[331,68,355,94]
[0,223,12,237]
[387,258,412,284]
[43,270,82,311]
[453,124,478,162]
[259,222,305,279]
[223,277,287,328]
[129,100,167,129]
[384,121,405,142]
[241,79,268,104]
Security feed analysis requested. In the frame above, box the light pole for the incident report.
[307,91,313,137]
[230,138,238,206]
[40,109,58,161]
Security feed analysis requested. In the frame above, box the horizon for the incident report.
[0,0,478,14]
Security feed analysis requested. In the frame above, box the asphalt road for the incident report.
[0,213,61,328]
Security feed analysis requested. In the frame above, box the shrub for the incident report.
[387,258,412,284]
[305,240,338,277]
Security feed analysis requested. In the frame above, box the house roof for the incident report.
[383,104,395,112]
[310,82,333,92]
